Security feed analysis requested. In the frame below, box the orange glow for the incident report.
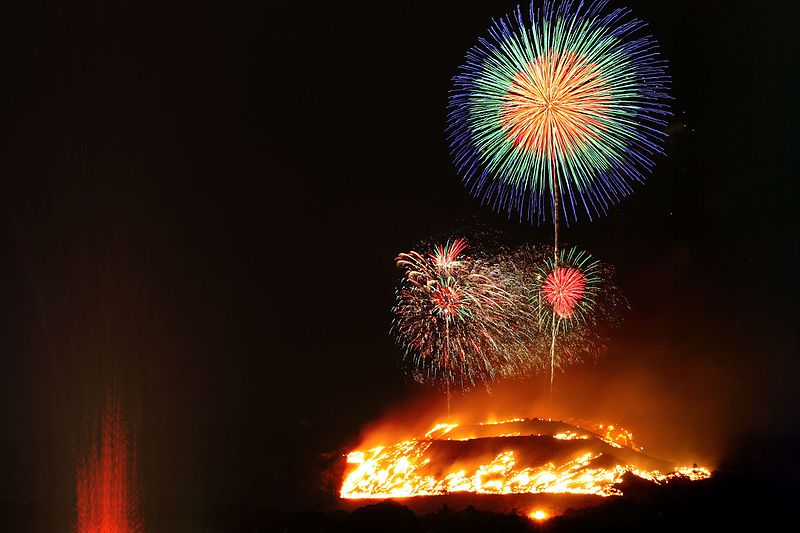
[340,419,711,500]
[75,393,143,533]
[529,509,548,521]
[500,51,611,156]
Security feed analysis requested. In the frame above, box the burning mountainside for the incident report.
[341,418,710,501]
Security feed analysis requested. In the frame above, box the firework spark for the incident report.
[448,0,670,223]
[393,238,535,389]
[498,244,625,371]
[393,238,625,387]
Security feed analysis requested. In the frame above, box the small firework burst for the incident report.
[542,267,587,319]
[393,238,532,389]
[535,247,602,330]
[499,244,625,371]
[448,0,670,223]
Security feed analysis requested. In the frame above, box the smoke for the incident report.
[351,334,745,470]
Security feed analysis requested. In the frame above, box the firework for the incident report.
[448,0,670,223]
[393,238,534,389]
[534,246,603,332]
[499,244,625,371]
[542,267,586,319]
[393,238,625,390]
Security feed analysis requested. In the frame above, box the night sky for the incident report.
[0,0,798,526]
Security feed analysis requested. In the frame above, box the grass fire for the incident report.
[340,418,710,503]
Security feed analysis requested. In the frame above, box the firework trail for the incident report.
[448,0,670,224]
[392,238,537,392]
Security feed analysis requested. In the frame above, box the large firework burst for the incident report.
[448,0,670,223]
[393,238,532,389]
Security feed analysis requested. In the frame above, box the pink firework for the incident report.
[542,266,586,319]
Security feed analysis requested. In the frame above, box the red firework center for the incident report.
[542,266,586,319]
[431,283,465,317]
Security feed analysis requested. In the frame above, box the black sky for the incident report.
[0,0,798,524]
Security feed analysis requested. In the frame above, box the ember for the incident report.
[529,509,548,521]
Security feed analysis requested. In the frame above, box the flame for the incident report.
[424,423,458,439]
[596,423,639,451]
[341,419,711,500]
[553,431,589,441]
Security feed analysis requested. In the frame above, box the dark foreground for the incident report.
[222,472,790,532]
[1,469,794,533]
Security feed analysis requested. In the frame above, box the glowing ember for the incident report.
[341,419,711,500]
[529,509,548,521]
[566,420,642,451]
[598,424,638,450]
[75,393,143,533]
[553,431,589,441]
